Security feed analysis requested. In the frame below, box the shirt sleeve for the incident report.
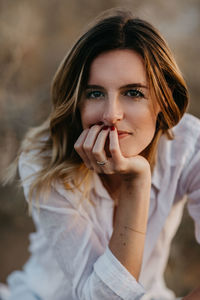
[18,153,145,300]
[179,144,200,244]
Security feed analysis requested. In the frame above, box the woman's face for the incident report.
[79,49,160,157]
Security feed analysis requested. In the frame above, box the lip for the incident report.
[117,130,132,139]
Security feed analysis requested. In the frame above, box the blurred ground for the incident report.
[0,0,200,298]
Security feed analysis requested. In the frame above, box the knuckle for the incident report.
[109,147,117,154]
[92,149,100,156]
[113,165,120,172]
[113,163,125,173]
[83,143,92,152]
[74,143,80,151]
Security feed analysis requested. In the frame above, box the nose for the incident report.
[102,93,123,125]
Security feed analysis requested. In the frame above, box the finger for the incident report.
[109,126,123,162]
[83,125,105,166]
[92,126,110,162]
[74,129,92,168]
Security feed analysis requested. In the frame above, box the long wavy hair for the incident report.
[5,9,189,202]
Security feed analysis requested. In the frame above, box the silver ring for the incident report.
[96,160,106,166]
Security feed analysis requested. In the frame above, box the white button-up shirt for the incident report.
[4,113,200,300]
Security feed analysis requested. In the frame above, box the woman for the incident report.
[1,8,200,300]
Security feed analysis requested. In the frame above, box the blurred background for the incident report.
[0,0,200,298]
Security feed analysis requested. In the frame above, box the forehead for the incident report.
[87,49,147,86]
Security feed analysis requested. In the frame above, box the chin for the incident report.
[120,145,147,158]
[120,150,140,158]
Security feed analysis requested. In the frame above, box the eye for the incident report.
[124,89,144,99]
[86,90,105,99]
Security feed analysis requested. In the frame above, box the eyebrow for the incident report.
[86,83,149,90]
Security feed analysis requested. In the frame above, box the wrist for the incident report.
[120,168,151,190]
[120,157,151,183]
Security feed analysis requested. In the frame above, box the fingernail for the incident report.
[110,126,115,131]
[103,125,109,130]
[97,121,103,125]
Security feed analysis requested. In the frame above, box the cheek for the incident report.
[128,104,158,130]
[80,102,101,128]
[123,106,158,156]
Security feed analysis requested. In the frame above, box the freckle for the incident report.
[123,242,126,246]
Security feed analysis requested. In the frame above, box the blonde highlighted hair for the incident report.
[4,9,189,202]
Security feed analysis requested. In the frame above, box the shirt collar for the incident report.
[152,133,172,191]
[151,157,161,191]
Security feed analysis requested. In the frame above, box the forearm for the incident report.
[109,173,151,280]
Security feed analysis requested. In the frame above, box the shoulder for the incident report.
[18,150,88,209]
[157,113,200,168]
[173,113,200,142]
[173,115,200,197]
[18,150,42,181]
[18,131,51,179]
[170,113,200,158]
[155,114,200,197]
